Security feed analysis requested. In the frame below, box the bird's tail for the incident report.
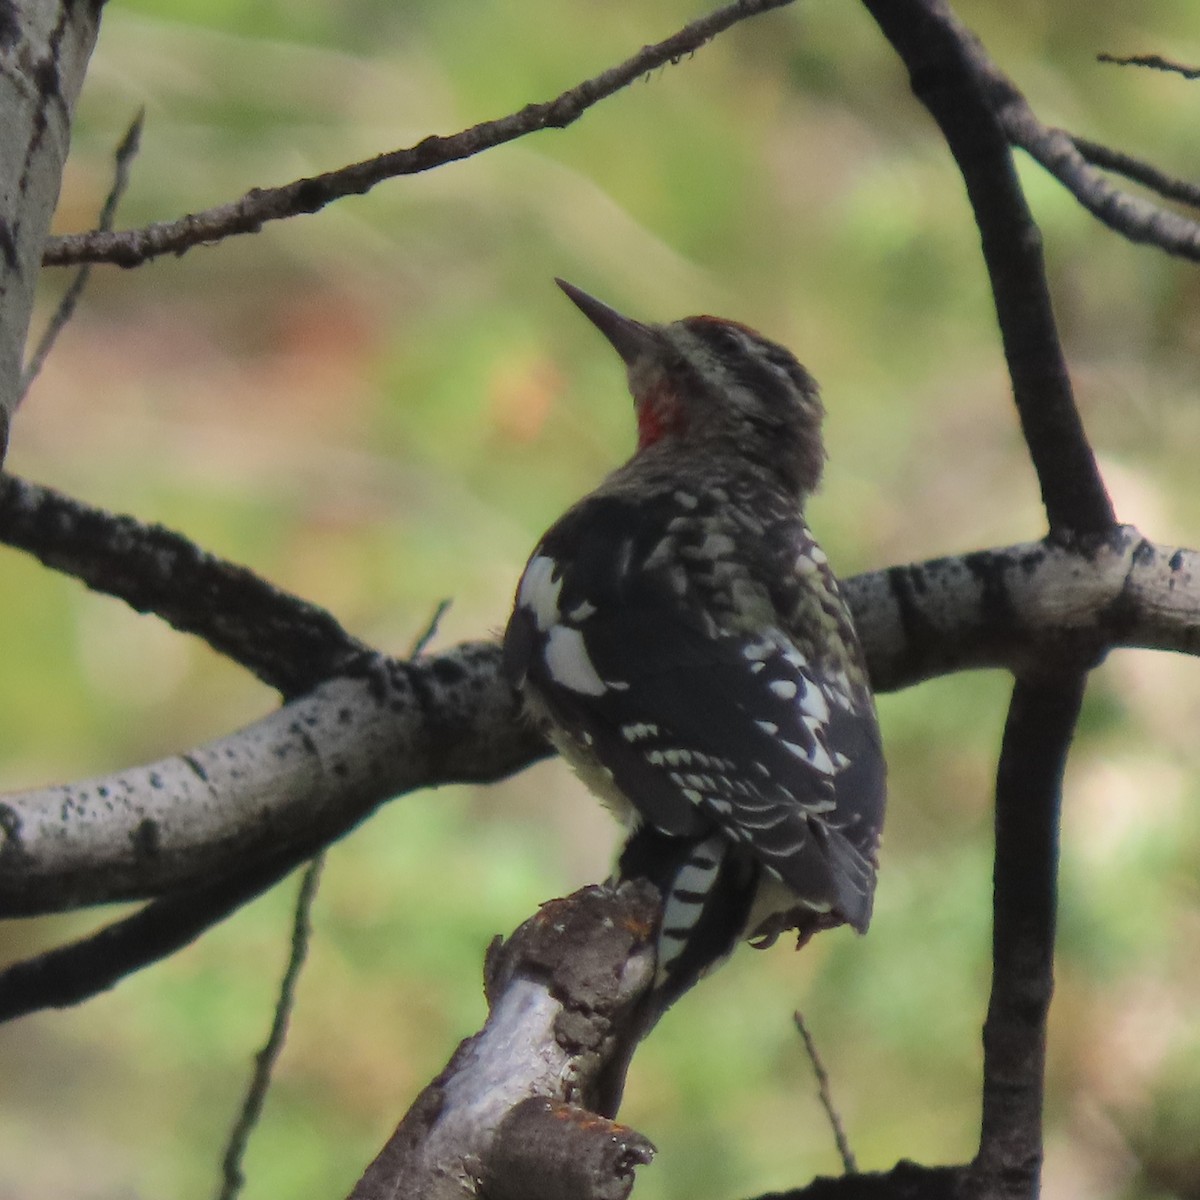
[594,826,757,1115]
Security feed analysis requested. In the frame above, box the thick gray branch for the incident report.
[349,884,657,1200]
[853,528,1200,689]
[0,644,548,916]
[0,1,99,454]
[1,528,1196,916]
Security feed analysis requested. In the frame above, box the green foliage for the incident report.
[2,1,1198,1197]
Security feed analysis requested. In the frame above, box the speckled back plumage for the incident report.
[503,281,885,1018]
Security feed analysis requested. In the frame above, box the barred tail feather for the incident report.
[593,825,759,1115]
[617,825,758,1016]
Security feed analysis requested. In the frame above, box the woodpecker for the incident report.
[503,280,886,1020]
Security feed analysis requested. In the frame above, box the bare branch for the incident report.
[1070,134,1200,213]
[971,675,1083,1191]
[218,854,323,1200]
[794,1012,857,1175]
[1097,51,1200,79]
[0,1,101,454]
[989,44,1200,260]
[410,598,453,658]
[481,1098,655,1200]
[18,108,143,405]
[1002,107,1200,261]
[0,473,371,696]
[0,646,549,917]
[744,1161,964,1199]
[41,0,795,271]
[957,38,1200,259]
[0,851,302,1022]
[349,884,658,1200]
[850,531,1200,687]
[1,529,1196,920]
[859,0,1115,537]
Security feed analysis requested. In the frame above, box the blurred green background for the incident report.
[2,1,1199,1197]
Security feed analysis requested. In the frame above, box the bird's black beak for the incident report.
[555,279,658,367]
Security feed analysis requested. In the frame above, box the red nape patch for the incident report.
[636,382,685,450]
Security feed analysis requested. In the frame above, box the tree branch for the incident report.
[0,1,101,456]
[348,883,658,1200]
[945,24,1200,262]
[19,108,143,404]
[846,531,1200,686]
[0,472,371,696]
[859,0,1115,538]
[0,646,549,917]
[40,0,795,271]
[1071,135,1200,214]
[219,854,323,1200]
[745,1160,964,1199]
[1,529,1196,922]
[1096,51,1200,79]
[971,675,1083,1195]
[794,1011,857,1175]
[0,850,305,1022]
[1001,107,1200,263]
[968,38,1200,260]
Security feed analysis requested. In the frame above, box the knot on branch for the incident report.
[351,884,659,1200]
[482,1097,655,1200]
[485,881,659,1070]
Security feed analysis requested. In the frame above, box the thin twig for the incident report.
[1072,135,1200,213]
[794,1011,857,1174]
[19,110,144,403]
[42,0,795,269]
[1003,108,1200,261]
[218,855,325,1200]
[888,4,1200,262]
[1097,51,1200,79]
[410,598,452,658]
[976,44,1200,263]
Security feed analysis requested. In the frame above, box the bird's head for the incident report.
[556,278,826,498]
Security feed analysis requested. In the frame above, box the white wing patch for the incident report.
[518,555,563,632]
[623,722,661,742]
[731,629,852,781]
[517,552,638,699]
[783,738,836,775]
[800,684,830,723]
[543,625,608,695]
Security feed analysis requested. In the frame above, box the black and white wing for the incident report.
[503,492,885,932]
